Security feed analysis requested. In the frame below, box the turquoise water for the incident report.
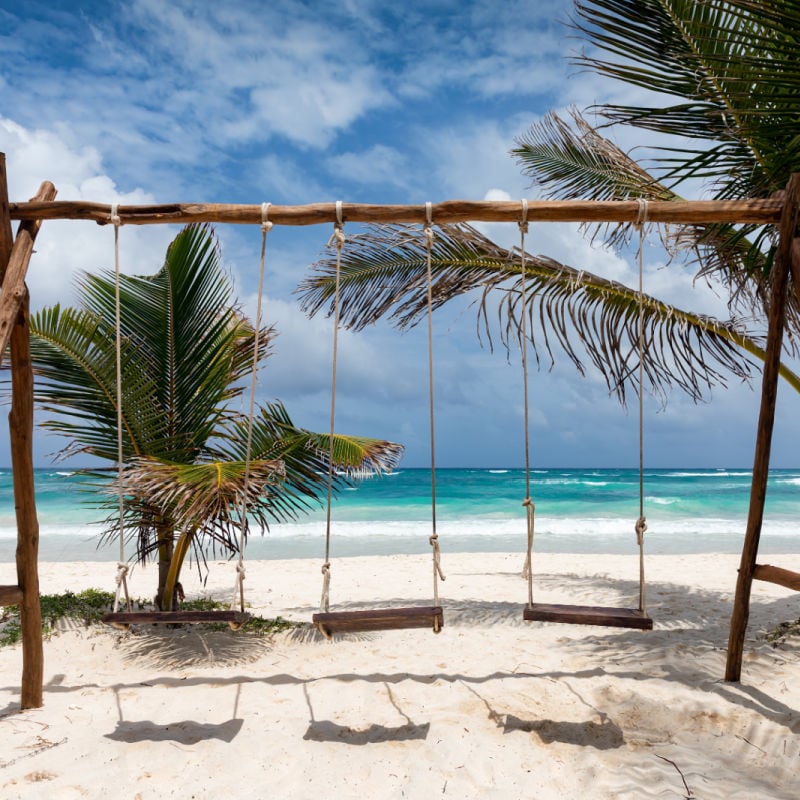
[1,467,799,561]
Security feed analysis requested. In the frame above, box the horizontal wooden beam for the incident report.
[753,563,800,592]
[8,198,783,227]
[0,585,24,606]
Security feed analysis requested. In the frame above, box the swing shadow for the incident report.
[104,682,245,744]
[106,717,244,744]
[302,682,430,745]
[463,681,626,750]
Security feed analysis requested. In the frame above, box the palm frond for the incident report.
[296,223,800,402]
[29,305,162,460]
[76,224,273,461]
[511,108,793,343]
[571,0,800,195]
[212,402,404,520]
[121,456,286,540]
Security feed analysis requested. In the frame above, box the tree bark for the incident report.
[3,175,57,710]
[10,294,43,708]
[725,174,800,682]
[8,197,783,227]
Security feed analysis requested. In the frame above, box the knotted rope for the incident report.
[516,200,537,607]
[424,203,445,626]
[635,198,648,614]
[110,203,131,616]
[320,201,345,615]
[229,202,273,623]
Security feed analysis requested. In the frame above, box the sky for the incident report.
[1,0,798,469]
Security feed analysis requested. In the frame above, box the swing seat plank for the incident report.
[0,585,24,606]
[523,603,652,630]
[102,610,249,629]
[313,606,443,638]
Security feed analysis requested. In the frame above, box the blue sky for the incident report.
[1,0,797,469]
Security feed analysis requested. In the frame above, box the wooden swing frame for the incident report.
[1,151,797,707]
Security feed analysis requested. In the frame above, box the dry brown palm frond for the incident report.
[120,457,286,536]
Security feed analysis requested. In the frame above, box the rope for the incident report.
[320,201,344,614]
[424,202,445,623]
[229,202,272,617]
[110,203,131,614]
[516,200,537,607]
[635,198,648,614]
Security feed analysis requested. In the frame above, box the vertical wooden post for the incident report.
[0,158,56,709]
[0,154,44,709]
[10,294,43,708]
[726,174,800,682]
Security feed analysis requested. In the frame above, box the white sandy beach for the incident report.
[1,552,799,799]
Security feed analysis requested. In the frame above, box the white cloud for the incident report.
[1,119,173,309]
[327,145,410,189]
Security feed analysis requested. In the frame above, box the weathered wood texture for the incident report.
[0,585,24,606]
[0,181,57,362]
[102,610,249,628]
[8,198,783,227]
[313,606,444,638]
[523,603,653,630]
[4,179,57,709]
[0,153,13,282]
[753,564,800,592]
[726,174,800,683]
[10,301,43,708]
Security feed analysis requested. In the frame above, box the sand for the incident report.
[1,552,799,799]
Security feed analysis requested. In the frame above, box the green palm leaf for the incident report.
[297,223,800,401]
[78,224,273,461]
[30,305,162,461]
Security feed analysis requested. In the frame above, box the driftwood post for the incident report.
[0,162,57,708]
[726,175,800,682]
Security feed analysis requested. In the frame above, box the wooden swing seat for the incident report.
[313,606,443,638]
[102,609,249,630]
[523,603,652,630]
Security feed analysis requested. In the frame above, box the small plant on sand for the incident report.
[0,589,117,646]
[763,618,800,647]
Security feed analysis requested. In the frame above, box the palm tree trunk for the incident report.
[161,528,194,612]
[154,514,174,610]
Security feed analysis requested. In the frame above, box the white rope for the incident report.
[424,202,445,621]
[229,202,273,617]
[517,199,536,608]
[320,200,344,614]
[635,198,648,614]
[110,203,131,614]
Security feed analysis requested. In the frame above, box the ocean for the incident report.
[1,467,799,563]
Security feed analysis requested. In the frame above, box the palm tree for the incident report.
[29,224,402,610]
[296,0,800,402]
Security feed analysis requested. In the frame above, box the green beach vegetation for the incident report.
[0,589,294,646]
[297,0,800,403]
[27,224,402,612]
